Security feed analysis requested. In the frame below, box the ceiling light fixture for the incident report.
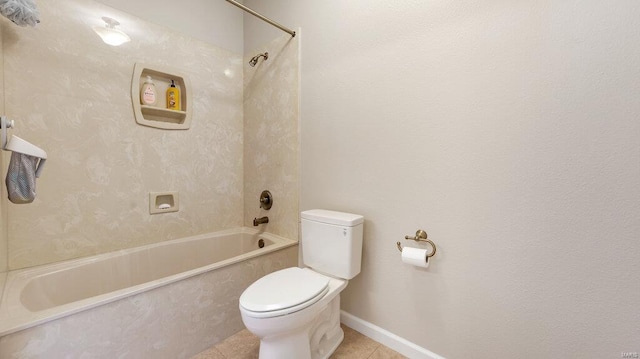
[93,17,130,46]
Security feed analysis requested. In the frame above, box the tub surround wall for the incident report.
[0,0,303,355]
[0,21,6,274]
[3,0,244,270]
[244,1,640,358]
[0,245,298,358]
[243,34,300,240]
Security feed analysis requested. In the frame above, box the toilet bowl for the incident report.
[240,267,347,359]
[239,210,364,359]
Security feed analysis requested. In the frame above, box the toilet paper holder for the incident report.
[396,229,437,258]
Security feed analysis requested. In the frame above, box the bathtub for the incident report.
[0,227,298,358]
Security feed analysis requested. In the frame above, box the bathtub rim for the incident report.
[0,227,298,337]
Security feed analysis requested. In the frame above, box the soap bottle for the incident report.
[166,80,180,110]
[140,75,157,106]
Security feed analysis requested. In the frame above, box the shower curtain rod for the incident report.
[225,0,296,37]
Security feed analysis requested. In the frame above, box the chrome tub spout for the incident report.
[253,216,269,226]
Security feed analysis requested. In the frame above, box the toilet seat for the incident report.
[240,267,330,319]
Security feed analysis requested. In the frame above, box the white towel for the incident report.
[0,0,40,27]
[6,151,38,204]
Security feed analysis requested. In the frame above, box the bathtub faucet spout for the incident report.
[253,216,269,226]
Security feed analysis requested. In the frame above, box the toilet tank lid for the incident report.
[301,209,364,226]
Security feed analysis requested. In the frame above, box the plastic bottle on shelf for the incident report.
[166,80,180,111]
[140,75,157,106]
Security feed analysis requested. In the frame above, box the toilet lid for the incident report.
[240,267,329,315]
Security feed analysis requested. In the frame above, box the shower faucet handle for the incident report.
[259,190,273,210]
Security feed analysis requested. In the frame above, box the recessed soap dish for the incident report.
[149,191,179,214]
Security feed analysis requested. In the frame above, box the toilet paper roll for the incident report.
[401,247,430,268]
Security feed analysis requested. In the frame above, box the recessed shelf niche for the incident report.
[131,63,192,130]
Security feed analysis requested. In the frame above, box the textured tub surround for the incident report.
[0,233,298,358]
[0,0,302,356]
[1,0,300,273]
[0,228,296,336]
[2,0,244,269]
[243,34,300,240]
[0,272,6,302]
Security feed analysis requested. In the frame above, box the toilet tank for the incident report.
[301,210,364,279]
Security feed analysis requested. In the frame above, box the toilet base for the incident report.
[247,294,343,359]
[309,296,343,359]
[258,331,313,359]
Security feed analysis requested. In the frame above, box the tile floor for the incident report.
[192,324,407,359]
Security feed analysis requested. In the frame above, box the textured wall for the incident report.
[244,1,640,358]
[243,34,299,240]
[3,0,244,269]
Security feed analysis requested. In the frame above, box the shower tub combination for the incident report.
[0,227,298,358]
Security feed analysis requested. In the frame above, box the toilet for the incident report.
[239,209,364,359]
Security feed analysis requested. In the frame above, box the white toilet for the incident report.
[239,209,364,359]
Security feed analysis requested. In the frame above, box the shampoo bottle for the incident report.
[166,80,181,110]
[140,75,157,106]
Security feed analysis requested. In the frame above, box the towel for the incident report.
[0,0,39,27]
[6,151,38,203]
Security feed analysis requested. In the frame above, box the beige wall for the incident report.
[3,0,245,269]
[244,1,640,358]
[243,34,299,240]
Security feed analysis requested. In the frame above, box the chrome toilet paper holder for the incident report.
[396,229,437,258]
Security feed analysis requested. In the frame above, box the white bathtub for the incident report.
[0,227,298,358]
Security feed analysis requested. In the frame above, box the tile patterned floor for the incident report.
[192,324,407,359]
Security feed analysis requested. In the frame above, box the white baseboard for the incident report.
[340,311,445,359]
